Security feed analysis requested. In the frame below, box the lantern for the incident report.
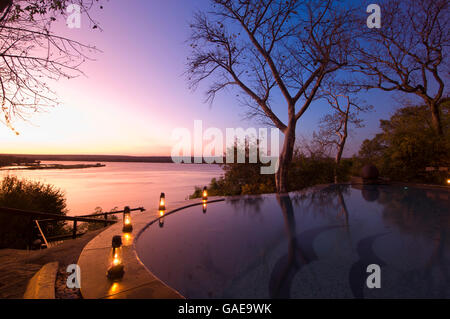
[107,235,124,280]
[122,206,133,233]
[159,192,166,211]
[447,179,450,185]
[202,186,208,201]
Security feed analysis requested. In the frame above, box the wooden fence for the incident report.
[0,206,145,249]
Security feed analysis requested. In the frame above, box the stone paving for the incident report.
[0,228,104,299]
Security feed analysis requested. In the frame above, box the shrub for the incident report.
[81,207,118,232]
[0,175,67,249]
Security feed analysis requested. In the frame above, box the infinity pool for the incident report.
[136,185,450,298]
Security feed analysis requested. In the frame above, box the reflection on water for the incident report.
[1,162,222,215]
[137,185,450,298]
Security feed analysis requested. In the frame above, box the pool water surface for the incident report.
[136,185,450,298]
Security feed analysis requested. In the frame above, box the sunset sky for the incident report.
[0,0,400,157]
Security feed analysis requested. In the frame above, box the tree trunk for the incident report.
[334,134,347,184]
[276,124,296,193]
[334,139,345,184]
[429,101,443,136]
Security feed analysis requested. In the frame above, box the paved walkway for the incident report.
[0,229,105,299]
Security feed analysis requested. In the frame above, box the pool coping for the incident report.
[77,197,225,299]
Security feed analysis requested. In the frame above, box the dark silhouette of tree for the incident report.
[187,0,355,193]
[353,0,449,136]
[313,86,372,182]
[0,0,103,133]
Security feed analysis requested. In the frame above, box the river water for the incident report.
[1,161,223,216]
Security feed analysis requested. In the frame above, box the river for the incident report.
[1,162,223,216]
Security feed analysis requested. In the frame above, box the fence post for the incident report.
[73,220,77,239]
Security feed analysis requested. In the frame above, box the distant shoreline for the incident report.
[0,163,106,171]
[0,154,222,164]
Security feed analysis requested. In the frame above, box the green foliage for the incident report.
[289,151,353,189]
[191,147,354,198]
[191,163,275,198]
[190,142,277,197]
[0,175,67,249]
[357,99,450,183]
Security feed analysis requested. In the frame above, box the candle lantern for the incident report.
[202,187,208,201]
[159,192,166,211]
[122,206,133,233]
[107,235,124,280]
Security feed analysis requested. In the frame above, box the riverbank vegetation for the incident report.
[357,99,450,184]
[191,152,353,198]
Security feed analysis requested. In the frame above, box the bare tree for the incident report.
[0,0,103,134]
[354,0,449,136]
[313,87,372,183]
[187,0,355,193]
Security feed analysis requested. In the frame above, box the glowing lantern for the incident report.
[447,179,450,185]
[159,192,166,211]
[202,186,208,201]
[122,206,133,233]
[107,235,124,280]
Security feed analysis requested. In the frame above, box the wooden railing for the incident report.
[0,206,145,249]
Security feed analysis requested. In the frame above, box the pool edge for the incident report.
[77,197,224,299]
